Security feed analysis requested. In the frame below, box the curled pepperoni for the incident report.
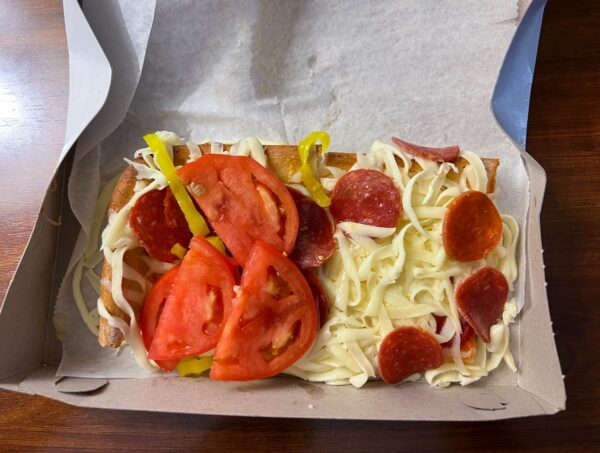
[443,190,502,262]
[433,315,475,348]
[378,326,444,384]
[288,189,335,269]
[302,269,330,328]
[455,267,509,343]
[130,188,192,262]
[391,136,460,162]
[330,169,401,227]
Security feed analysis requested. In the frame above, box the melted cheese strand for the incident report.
[71,173,121,336]
[233,137,268,167]
[72,260,100,336]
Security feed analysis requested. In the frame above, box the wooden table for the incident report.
[1,0,598,450]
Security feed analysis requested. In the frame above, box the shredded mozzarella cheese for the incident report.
[287,142,519,388]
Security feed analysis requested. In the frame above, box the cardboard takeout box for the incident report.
[0,0,565,420]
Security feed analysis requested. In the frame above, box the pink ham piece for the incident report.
[392,136,460,162]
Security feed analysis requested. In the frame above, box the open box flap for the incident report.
[0,0,155,380]
[0,0,111,380]
[516,152,565,411]
[492,0,547,149]
[490,0,565,411]
[60,0,112,162]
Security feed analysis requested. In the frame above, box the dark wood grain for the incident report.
[1,0,599,451]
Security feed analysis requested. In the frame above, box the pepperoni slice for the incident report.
[288,189,335,269]
[391,137,460,162]
[443,190,502,262]
[455,267,509,343]
[130,188,193,262]
[433,315,475,348]
[330,169,401,227]
[378,326,444,384]
[302,269,330,328]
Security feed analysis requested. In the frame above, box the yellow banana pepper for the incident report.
[177,356,213,377]
[298,131,331,207]
[143,133,209,237]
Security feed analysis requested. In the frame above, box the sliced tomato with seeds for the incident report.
[140,265,180,371]
[211,241,318,381]
[148,236,236,361]
[177,155,299,266]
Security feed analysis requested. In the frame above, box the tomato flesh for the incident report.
[177,155,299,266]
[210,241,317,381]
[140,265,180,371]
[148,236,236,361]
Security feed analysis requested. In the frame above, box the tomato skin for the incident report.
[140,265,180,371]
[210,241,317,381]
[177,155,299,266]
[148,237,236,361]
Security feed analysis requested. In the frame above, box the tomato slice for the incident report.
[140,265,180,371]
[177,155,299,266]
[210,241,317,381]
[148,236,236,361]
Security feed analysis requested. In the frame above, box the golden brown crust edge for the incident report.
[99,145,500,348]
[98,165,137,347]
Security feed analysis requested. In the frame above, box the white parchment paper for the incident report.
[55,0,529,379]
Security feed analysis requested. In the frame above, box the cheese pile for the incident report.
[287,141,519,387]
